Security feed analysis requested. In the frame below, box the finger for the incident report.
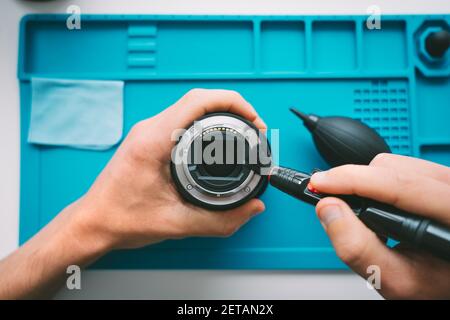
[316,197,410,294]
[370,153,450,185]
[189,199,265,237]
[163,88,266,131]
[310,164,450,225]
[392,243,450,299]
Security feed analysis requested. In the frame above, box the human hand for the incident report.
[0,89,267,299]
[74,89,266,250]
[310,153,450,299]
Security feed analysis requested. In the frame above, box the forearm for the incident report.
[0,199,110,299]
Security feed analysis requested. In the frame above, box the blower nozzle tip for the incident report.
[289,107,318,131]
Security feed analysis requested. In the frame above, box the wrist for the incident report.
[57,198,113,266]
[0,198,113,299]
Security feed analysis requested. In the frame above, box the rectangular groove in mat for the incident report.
[127,22,157,69]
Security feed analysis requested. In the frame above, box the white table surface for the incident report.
[1,0,448,300]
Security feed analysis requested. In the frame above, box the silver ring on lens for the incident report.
[170,113,270,210]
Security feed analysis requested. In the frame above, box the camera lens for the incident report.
[171,112,270,210]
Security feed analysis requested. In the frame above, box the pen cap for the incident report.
[360,205,450,261]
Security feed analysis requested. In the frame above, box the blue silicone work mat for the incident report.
[18,14,450,269]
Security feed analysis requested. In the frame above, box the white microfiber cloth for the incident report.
[28,78,124,150]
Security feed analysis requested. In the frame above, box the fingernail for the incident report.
[318,205,343,227]
[311,171,328,186]
[256,118,268,130]
[253,202,265,215]
[260,118,268,129]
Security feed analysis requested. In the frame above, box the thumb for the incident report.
[316,197,397,277]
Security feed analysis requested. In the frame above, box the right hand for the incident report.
[310,153,450,299]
